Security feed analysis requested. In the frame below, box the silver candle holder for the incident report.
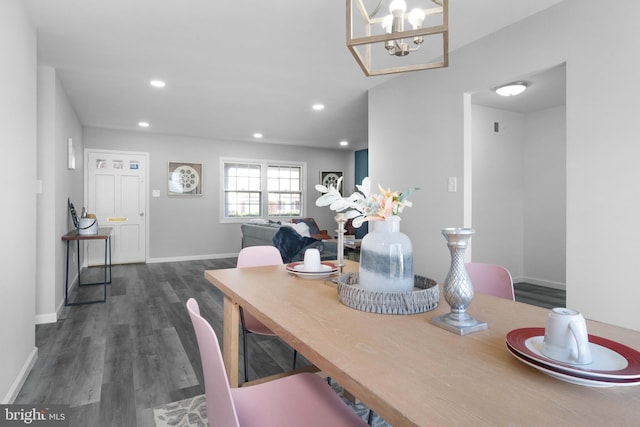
[431,228,488,335]
[334,213,347,274]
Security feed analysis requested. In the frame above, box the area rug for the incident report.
[153,381,390,427]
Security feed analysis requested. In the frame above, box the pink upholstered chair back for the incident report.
[186,298,240,427]
[237,245,283,268]
[237,246,284,332]
[465,262,515,301]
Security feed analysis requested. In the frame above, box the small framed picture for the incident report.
[320,171,344,195]
[67,138,76,169]
[168,161,203,195]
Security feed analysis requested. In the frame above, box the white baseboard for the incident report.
[35,274,78,325]
[148,253,239,264]
[35,312,56,325]
[2,347,38,404]
[516,276,566,291]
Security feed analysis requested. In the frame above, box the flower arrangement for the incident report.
[315,177,417,228]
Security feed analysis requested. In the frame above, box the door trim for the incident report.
[84,148,150,263]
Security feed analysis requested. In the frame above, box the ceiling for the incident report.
[23,0,565,150]
[472,63,566,114]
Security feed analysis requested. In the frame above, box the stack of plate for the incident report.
[286,262,338,279]
[506,327,640,387]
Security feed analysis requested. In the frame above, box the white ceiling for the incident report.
[23,0,565,149]
[471,63,566,113]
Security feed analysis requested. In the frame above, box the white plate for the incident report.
[525,336,627,372]
[507,345,640,387]
[292,264,334,273]
[287,270,337,279]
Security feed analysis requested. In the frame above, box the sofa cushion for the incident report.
[294,218,320,235]
[282,222,310,237]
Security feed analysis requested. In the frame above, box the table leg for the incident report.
[103,237,108,301]
[222,295,240,388]
[65,241,70,305]
[65,235,110,305]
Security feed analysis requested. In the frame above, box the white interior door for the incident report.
[86,150,147,265]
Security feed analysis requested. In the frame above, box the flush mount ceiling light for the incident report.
[495,82,528,97]
[339,140,349,146]
[138,122,150,128]
[253,133,263,139]
[312,103,325,111]
[150,80,166,88]
[347,0,448,76]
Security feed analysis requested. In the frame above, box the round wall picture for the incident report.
[168,162,203,195]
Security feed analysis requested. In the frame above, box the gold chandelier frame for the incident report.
[346,0,448,76]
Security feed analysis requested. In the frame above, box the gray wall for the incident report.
[470,104,566,289]
[0,0,37,403]
[471,105,525,278]
[84,127,354,260]
[36,66,84,324]
[523,105,566,288]
[369,0,640,330]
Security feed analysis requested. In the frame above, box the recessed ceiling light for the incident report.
[312,103,325,111]
[138,122,150,128]
[253,133,263,139]
[339,140,349,146]
[495,82,528,97]
[150,80,166,88]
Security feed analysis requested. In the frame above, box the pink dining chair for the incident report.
[186,298,368,427]
[237,246,297,382]
[465,262,515,301]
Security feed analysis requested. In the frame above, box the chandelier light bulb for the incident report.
[408,8,425,29]
[382,15,393,33]
[389,0,406,16]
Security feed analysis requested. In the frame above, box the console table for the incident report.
[61,227,112,306]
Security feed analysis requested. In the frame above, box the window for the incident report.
[222,158,305,221]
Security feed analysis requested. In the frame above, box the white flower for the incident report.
[315,177,416,228]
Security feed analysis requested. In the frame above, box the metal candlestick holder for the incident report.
[431,228,488,335]
[335,213,347,274]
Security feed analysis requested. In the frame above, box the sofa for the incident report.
[241,221,337,263]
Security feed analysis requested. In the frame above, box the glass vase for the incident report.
[358,217,414,292]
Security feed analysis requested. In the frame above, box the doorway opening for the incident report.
[464,63,567,292]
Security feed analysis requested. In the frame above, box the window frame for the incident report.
[220,157,307,223]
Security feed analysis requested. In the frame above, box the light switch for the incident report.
[152,189,161,197]
[448,177,457,193]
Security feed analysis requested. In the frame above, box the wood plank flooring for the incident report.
[15,260,565,427]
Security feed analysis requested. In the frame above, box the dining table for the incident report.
[204,260,640,426]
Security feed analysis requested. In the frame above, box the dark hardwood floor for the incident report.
[15,260,565,427]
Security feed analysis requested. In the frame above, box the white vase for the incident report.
[358,217,414,292]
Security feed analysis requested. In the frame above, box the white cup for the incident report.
[541,307,592,365]
[303,248,322,271]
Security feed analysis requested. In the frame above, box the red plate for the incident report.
[506,327,640,379]
[506,343,640,386]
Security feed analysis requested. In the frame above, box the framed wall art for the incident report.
[320,170,343,195]
[67,138,76,169]
[168,161,203,195]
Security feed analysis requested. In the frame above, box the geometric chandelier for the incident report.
[347,0,448,76]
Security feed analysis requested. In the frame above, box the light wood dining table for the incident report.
[204,260,640,426]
